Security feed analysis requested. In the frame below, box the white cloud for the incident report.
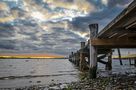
[101,0,108,6]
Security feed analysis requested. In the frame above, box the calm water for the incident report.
[0,58,136,88]
[0,59,79,88]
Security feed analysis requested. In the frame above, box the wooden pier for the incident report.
[69,1,136,78]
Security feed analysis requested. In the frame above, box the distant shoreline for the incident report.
[0,56,68,59]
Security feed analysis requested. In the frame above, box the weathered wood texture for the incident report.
[89,24,98,78]
[98,0,136,39]
[91,38,136,48]
[79,42,86,71]
[106,50,112,70]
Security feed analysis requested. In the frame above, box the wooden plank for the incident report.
[91,38,136,48]
[98,1,136,38]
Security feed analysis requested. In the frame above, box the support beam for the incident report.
[91,38,136,48]
[117,48,123,65]
[89,24,98,78]
[97,54,107,64]
[98,59,107,65]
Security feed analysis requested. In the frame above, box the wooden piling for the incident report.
[117,48,123,65]
[89,45,97,78]
[76,51,80,66]
[134,58,136,67]
[106,50,112,70]
[89,24,98,78]
[129,58,132,65]
[79,42,86,71]
[71,52,74,63]
[73,53,76,64]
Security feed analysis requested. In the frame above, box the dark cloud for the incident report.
[0,0,133,55]
[108,0,133,7]
[70,1,128,33]
[0,40,15,49]
[0,24,15,37]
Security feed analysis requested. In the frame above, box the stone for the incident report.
[60,84,68,89]
[49,86,60,90]
[37,81,41,83]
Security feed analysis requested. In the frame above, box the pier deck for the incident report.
[69,0,136,78]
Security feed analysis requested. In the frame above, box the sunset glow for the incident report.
[0,54,64,59]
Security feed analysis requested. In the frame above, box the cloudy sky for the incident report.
[0,0,133,56]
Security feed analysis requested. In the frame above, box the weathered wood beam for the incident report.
[75,51,80,66]
[79,42,86,71]
[91,38,136,48]
[98,59,107,65]
[98,1,136,38]
[89,24,98,78]
[106,50,112,70]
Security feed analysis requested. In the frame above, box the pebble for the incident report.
[1,73,136,90]
[59,83,68,89]
[49,86,60,90]
[37,81,41,83]
[29,81,32,83]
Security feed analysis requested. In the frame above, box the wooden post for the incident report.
[69,55,71,62]
[106,50,112,70]
[81,42,85,48]
[128,52,132,65]
[129,58,132,65]
[88,54,90,65]
[71,52,74,63]
[75,53,77,65]
[89,24,98,78]
[76,51,80,66]
[134,58,136,67]
[74,53,76,64]
[79,42,86,71]
[73,53,75,64]
[117,48,123,65]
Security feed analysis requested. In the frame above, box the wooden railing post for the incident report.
[89,24,98,78]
